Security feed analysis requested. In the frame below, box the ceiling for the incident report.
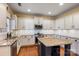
[8,3,79,16]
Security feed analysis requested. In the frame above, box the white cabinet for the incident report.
[75,40,79,55]
[0,46,10,56]
[73,12,79,29]
[42,19,54,29]
[34,17,54,29]
[17,36,35,53]
[10,20,16,30]
[10,15,17,30]
[34,17,40,25]
[17,17,34,29]
[71,40,77,54]
[70,39,79,55]
[42,19,50,29]
[24,19,34,29]
[19,37,34,46]
[0,5,7,28]
[17,19,24,29]
[55,17,64,29]
[64,15,73,29]
[51,20,55,29]
[0,41,17,56]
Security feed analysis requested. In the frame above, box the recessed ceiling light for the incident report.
[59,3,64,6]
[27,9,31,12]
[48,11,51,15]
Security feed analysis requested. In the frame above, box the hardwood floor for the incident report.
[18,45,38,56]
[18,45,76,56]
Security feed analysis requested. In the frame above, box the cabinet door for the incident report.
[17,17,34,29]
[24,19,34,29]
[17,19,24,29]
[19,36,35,46]
[10,20,16,30]
[64,15,73,29]
[73,12,79,29]
[34,17,39,25]
[71,39,77,54]
[42,19,52,29]
[51,20,55,29]
[76,40,79,55]
[55,17,64,29]
[0,6,7,28]
[10,15,17,30]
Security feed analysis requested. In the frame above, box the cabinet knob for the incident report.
[75,40,77,42]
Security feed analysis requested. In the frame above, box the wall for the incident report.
[0,3,14,41]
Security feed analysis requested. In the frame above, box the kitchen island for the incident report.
[38,37,73,56]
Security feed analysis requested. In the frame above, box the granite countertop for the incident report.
[38,37,73,47]
[0,37,18,47]
[0,35,32,47]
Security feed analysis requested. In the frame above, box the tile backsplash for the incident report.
[12,29,79,39]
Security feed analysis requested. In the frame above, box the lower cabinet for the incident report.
[75,40,79,55]
[0,41,17,56]
[71,39,79,55]
[17,36,35,54]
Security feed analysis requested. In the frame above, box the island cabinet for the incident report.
[38,38,72,56]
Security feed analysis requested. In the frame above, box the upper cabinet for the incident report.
[42,18,55,29]
[17,16,34,30]
[42,19,50,29]
[64,15,73,29]
[73,12,79,29]
[0,4,7,28]
[10,15,17,30]
[55,11,79,30]
[50,19,55,29]
[34,16,55,30]
[55,17,64,29]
